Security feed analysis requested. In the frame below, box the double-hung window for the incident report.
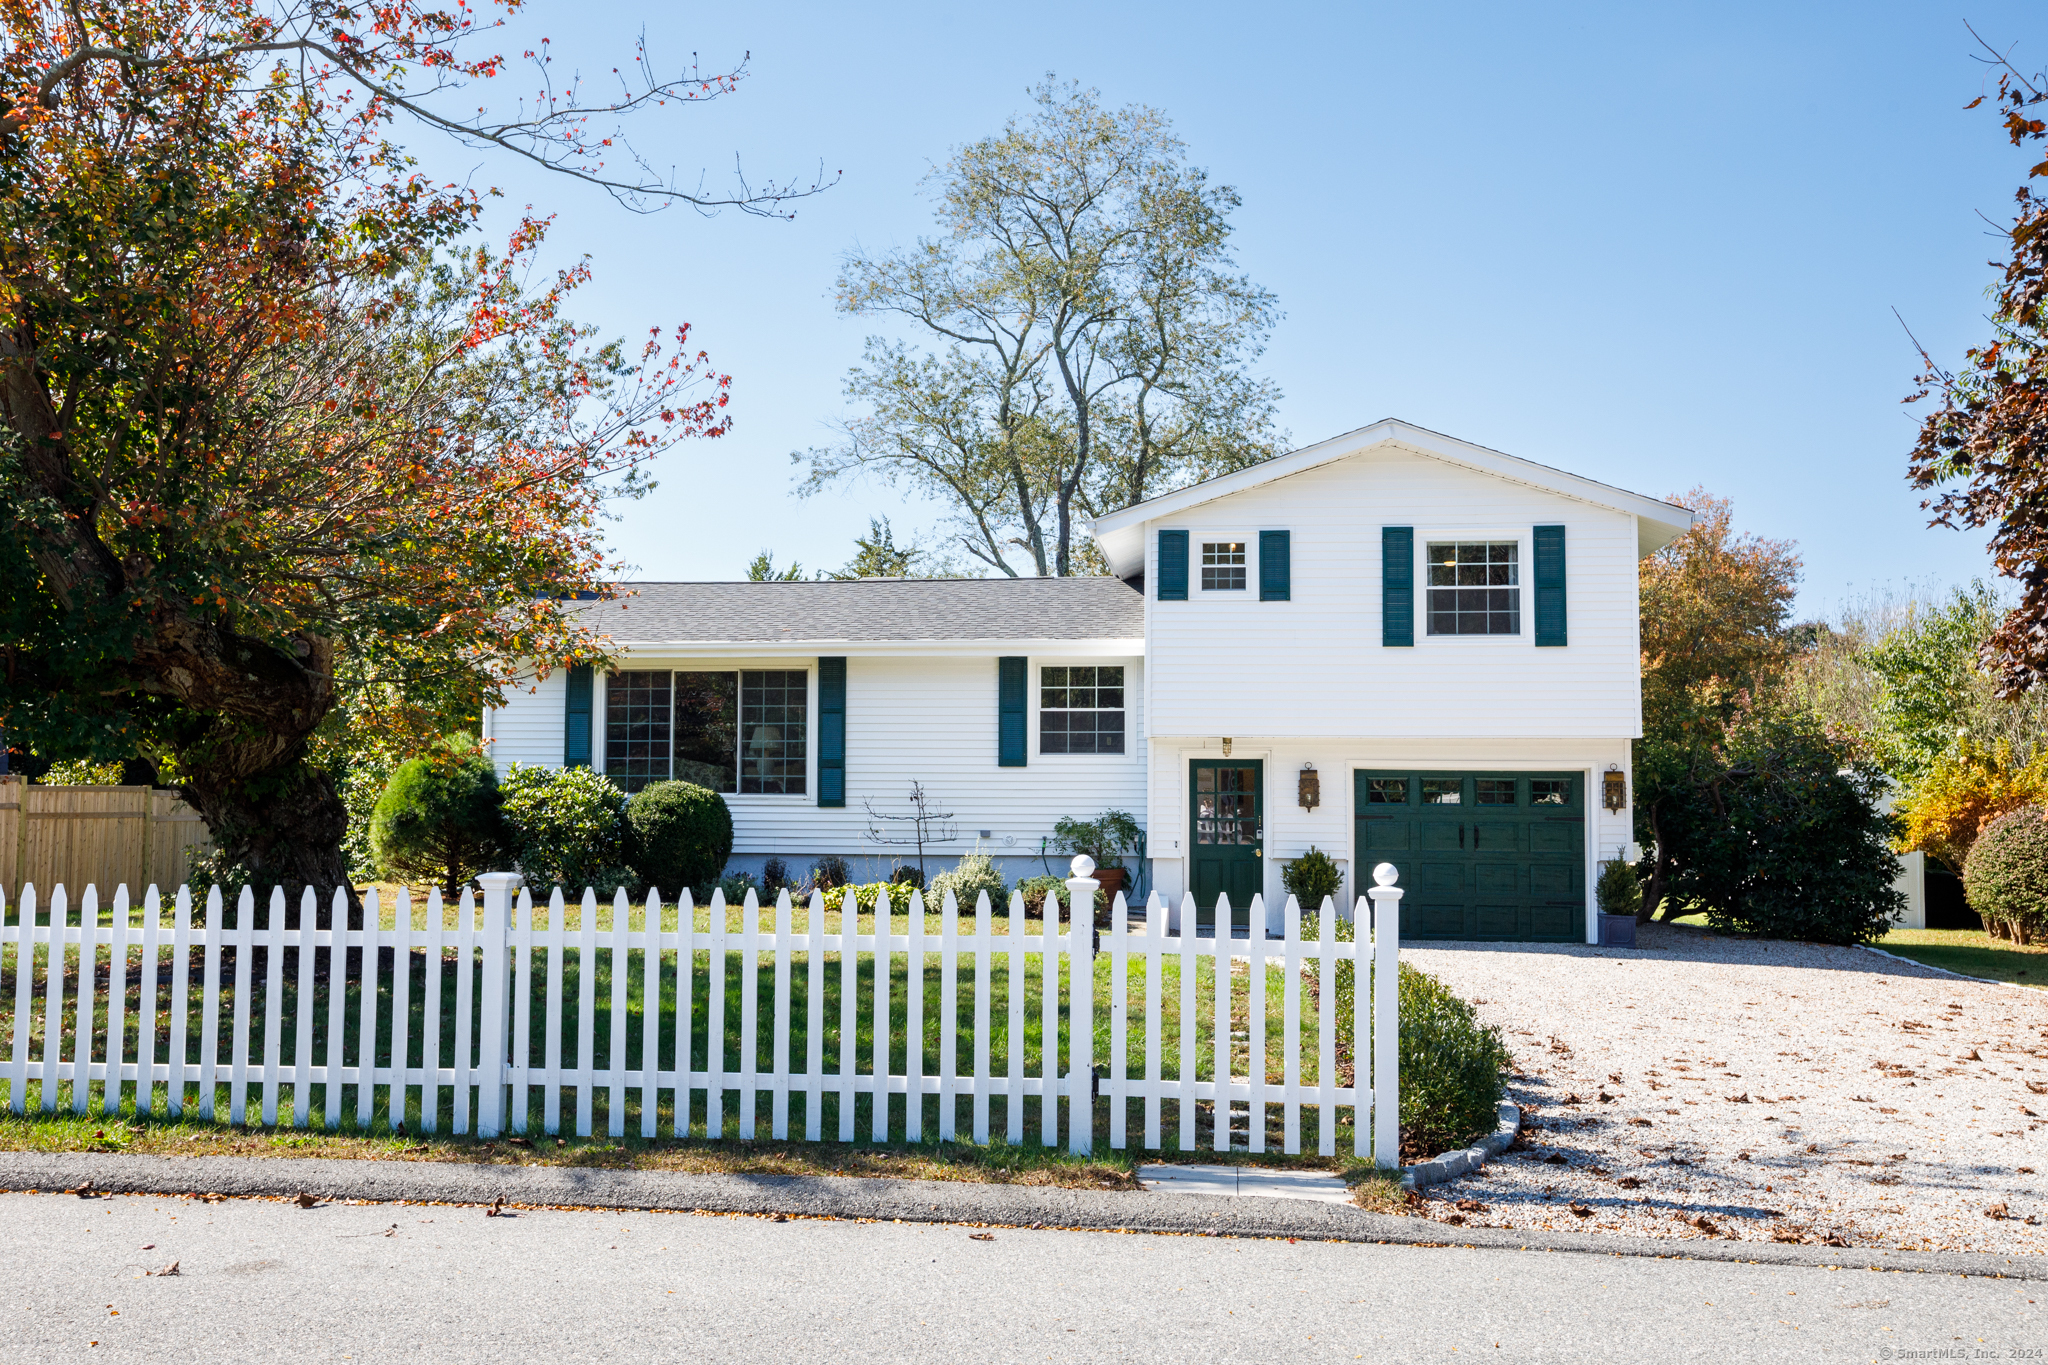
[1039,665,1125,754]
[1201,542,1247,591]
[1426,540,1520,635]
[604,669,808,794]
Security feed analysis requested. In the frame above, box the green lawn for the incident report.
[1875,926,2048,988]
[0,896,1374,1164]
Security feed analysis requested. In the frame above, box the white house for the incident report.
[484,418,1694,944]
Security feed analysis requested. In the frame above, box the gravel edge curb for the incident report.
[0,1150,2037,1281]
[1401,1100,1520,1192]
[1858,943,2044,994]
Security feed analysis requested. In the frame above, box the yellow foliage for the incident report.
[1894,740,2048,873]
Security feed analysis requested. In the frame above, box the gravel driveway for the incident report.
[1404,922,2048,1254]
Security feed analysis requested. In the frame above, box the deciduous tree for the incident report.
[0,0,799,912]
[800,78,1281,576]
[1906,35,2048,695]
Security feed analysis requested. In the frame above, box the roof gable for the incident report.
[1090,419,1692,577]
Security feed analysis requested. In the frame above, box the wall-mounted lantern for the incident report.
[1221,737,1233,757]
[1298,763,1321,812]
[1603,765,1627,812]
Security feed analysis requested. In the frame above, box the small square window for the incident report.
[1531,779,1571,806]
[1426,541,1520,635]
[1201,542,1247,591]
[1422,779,1462,805]
[1366,778,1409,804]
[1475,779,1517,806]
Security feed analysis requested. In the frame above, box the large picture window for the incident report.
[1040,665,1125,754]
[605,670,808,794]
[1426,541,1520,636]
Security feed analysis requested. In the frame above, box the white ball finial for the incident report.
[1069,854,1097,879]
[1372,862,1399,887]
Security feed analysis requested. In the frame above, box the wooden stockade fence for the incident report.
[0,871,1403,1161]
[0,779,215,900]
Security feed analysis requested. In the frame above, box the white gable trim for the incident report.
[1090,418,1693,577]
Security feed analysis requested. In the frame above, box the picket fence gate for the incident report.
[0,869,1404,1163]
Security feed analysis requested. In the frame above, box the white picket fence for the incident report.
[0,869,1403,1162]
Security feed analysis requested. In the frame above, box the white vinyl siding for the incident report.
[487,653,1146,861]
[1142,446,1642,741]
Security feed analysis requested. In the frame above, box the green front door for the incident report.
[1354,770,1585,941]
[1190,759,1263,933]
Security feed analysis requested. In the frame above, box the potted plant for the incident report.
[1596,847,1641,948]
[1051,809,1143,920]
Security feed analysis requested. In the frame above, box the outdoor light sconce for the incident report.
[1603,765,1627,812]
[1298,763,1321,812]
[1221,737,1233,757]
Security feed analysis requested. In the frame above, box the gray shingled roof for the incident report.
[572,577,1144,644]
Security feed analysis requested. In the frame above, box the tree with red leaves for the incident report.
[0,1,811,912]
[1908,32,2048,698]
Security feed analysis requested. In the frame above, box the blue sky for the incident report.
[417,1,2042,617]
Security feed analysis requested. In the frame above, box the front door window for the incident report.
[1196,766,1259,845]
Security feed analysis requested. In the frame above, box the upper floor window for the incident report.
[1040,665,1125,754]
[1201,542,1247,591]
[1427,540,1520,635]
[605,669,807,794]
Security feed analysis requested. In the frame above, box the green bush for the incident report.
[809,855,852,890]
[625,781,732,896]
[499,764,629,892]
[1964,805,2048,944]
[369,735,506,897]
[1398,963,1512,1159]
[1282,846,1343,911]
[821,881,890,915]
[1302,912,1510,1160]
[1595,852,1642,917]
[1014,874,1063,917]
[929,846,1009,910]
[1051,809,1142,872]
[1650,707,1904,944]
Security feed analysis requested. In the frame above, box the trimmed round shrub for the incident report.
[1398,963,1512,1160]
[1964,804,2048,944]
[1282,846,1343,911]
[929,848,1009,910]
[369,736,506,897]
[499,763,629,893]
[626,781,732,897]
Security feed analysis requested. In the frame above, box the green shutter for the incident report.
[1157,529,1188,601]
[818,657,846,806]
[1382,527,1414,647]
[1534,525,1567,647]
[998,656,1028,767]
[1259,529,1291,601]
[563,665,592,767]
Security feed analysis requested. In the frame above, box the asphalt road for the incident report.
[0,1192,2037,1364]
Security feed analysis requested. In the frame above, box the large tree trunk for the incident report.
[3,326,362,927]
[157,629,362,929]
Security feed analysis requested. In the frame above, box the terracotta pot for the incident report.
[1092,867,1129,926]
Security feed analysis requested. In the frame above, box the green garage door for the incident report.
[1353,770,1585,942]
